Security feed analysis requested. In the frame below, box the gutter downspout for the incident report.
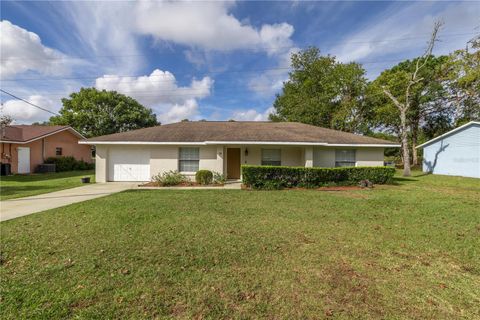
[42,138,45,162]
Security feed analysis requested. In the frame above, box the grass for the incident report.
[0,170,95,201]
[1,172,479,319]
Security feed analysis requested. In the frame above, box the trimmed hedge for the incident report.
[44,156,94,172]
[241,165,395,190]
[195,170,213,185]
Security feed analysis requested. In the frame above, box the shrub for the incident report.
[212,171,226,185]
[195,170,213,185]
[152,170,187,186]
[241,165,395,190]
[44,156,94,172]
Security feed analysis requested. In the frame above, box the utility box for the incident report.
[1,163,11,176]
[36,164,56,173]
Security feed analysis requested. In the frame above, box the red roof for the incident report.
[1,125,84,143]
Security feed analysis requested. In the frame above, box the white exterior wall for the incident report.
[150,146,178,176]
[93,144,387,182]
[313,147,384,167]
[242,146,304,166]
[199,146,224,173]
[356,148,385,166]
[422,123,480,178]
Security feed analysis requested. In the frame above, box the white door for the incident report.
[17,147,30,174]
[108,148,150,181]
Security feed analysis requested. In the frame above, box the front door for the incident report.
[227,148,241,179]
[17,147,30,174]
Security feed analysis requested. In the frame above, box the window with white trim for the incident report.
[179,147,199,172]
[335,149,356,167]
[261,149,281,166]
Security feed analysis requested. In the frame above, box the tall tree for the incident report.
[442,35,480,125]
[368,55,448,165]
[376,21,442,176]
[270,47,370,133]
[50,88,158,138]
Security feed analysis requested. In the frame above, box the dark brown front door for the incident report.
[227,148,241,179]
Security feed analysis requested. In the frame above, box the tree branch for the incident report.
[382,86,404,111]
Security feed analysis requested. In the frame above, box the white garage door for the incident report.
[108,148,151,181]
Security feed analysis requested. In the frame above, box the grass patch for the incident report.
[1,172,479,318]
[0,170,94,200]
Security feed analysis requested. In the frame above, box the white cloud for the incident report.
[134,1,294,52]
[95,69,213,123]
[248,47,299,96]
[0,20,68,78]
[231,107,274,121]
[1,95,58,123]
[60,2,142,74]
[160,99,200,124]
[330,2,479,64]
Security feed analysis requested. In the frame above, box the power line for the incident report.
[0,89,59,116]
[0,57,426,83]
[0,31,476,62]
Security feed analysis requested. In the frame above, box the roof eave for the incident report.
[1,127,86,144]
[80,140,400,147]
[416,121,480,149]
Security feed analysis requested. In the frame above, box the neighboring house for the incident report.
[416,121,480,178]
[80,121,399,182]
[0,125,92,174]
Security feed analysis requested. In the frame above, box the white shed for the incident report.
[417,121,480,178]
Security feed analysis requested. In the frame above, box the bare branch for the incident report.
[406,21,443,111]
[381,86,404,111]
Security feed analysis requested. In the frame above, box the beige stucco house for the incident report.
[80,121,400,182]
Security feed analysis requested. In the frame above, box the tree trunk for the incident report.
[400,110,411,176]
[412,125,418,166]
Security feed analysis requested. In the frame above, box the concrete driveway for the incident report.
[0,183,136,222]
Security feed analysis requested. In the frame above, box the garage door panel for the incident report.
[108,148,150,181]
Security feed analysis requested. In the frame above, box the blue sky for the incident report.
[1,1,478,124]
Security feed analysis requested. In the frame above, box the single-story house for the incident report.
[80,121,399,182]
[416,121,480,178]
[0,125,92,174]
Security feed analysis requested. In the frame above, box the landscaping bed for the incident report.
[139,181,224,187]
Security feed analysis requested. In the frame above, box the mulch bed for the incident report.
[241,185,370,191]
[139,182,224,187]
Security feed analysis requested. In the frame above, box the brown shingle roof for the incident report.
[85,121,398,145]
[1,125,78,143]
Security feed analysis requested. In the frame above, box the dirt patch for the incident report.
[322,261,384,318]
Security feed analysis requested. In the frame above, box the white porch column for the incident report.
[304,146,313,167]
[216,146,225,174]
[95,145,108,182]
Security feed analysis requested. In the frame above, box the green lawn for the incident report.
[1,172,479,319]
[0,170,95,200]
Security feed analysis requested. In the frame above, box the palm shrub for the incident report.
[212,171,226,185]
[152,170,187,186]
